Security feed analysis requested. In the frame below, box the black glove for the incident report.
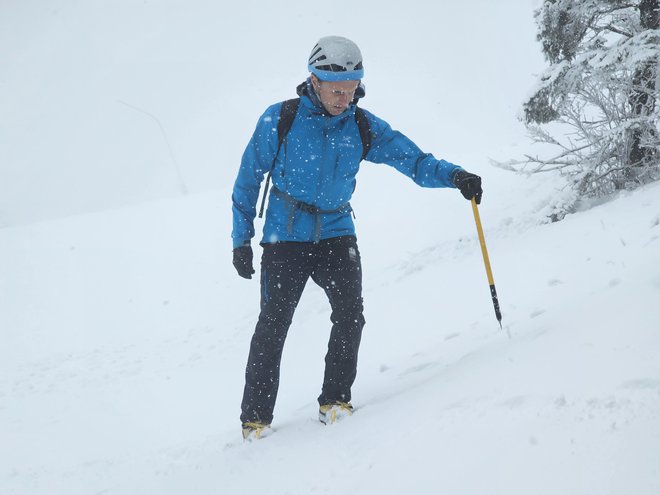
[232,245,255,279]
[453,170,483,204]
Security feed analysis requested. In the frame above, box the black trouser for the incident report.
[240,235,365,425]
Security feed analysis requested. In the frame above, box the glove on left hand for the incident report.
[453,170,483,204]
[232,246,255,279]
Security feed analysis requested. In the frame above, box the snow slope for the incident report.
[2,173,659,495]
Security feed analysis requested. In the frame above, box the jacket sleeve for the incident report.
[362,109,463,188]
[231,104,280,248]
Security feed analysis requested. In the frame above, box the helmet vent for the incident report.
[307,36,364,81]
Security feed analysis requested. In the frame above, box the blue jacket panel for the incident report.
[232,92,462,247]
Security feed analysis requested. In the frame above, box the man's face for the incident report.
[312,75,360,116]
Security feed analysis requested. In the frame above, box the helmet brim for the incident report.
[309,65,363,82]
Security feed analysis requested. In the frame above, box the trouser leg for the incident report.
[311,236,365,406]
[240,243,311,424]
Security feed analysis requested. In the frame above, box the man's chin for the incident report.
[328,106,347,116]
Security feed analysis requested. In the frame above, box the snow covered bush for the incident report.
[519,0,659,213]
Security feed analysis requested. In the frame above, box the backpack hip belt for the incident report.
[271,186,353,242]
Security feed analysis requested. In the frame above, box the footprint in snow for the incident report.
[530,309,545,318]
[399,362,435,377]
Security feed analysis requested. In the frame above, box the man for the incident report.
[232,36,482,440]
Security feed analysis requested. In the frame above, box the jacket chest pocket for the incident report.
[279,134,323,186]
[332,135,362,180]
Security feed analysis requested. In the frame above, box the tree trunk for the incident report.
[625,0,659,184]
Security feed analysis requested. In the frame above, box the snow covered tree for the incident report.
[520,0,659,206]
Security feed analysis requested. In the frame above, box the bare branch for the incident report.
[604,24,634,38]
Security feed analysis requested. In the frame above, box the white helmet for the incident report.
[308,36,364,81]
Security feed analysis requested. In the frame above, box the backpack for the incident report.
[258,98,372,218]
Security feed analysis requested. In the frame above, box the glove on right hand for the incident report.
[232,246,255,279]
[453,170,483,204]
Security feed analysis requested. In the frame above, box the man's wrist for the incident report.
[449,167,465,186]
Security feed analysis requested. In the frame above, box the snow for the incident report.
[2,1,660,494]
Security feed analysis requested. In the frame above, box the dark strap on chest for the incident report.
[355,107,371,161]
[258,99,300,218]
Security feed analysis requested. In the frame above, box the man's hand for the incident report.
[233,246,255,279]
[453,170,483,204]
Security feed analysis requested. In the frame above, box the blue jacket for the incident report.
[232,81,463,247]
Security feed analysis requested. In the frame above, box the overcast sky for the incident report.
[0,0,545,227]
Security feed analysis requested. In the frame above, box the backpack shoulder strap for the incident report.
[277,98,300,146]
[354,107,372,161]
[258,98,300,218]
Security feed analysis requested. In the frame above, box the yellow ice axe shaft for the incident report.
[471,198,502,328]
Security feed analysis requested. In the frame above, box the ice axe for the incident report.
[470,198,503,328]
